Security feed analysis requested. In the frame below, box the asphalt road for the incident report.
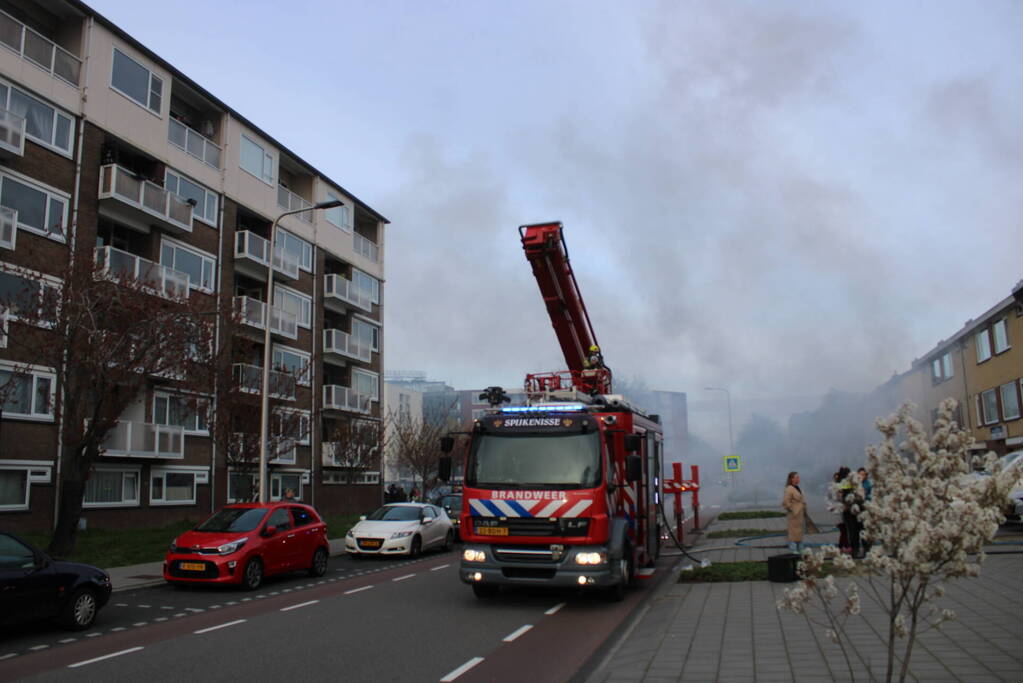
[0,548,671,682]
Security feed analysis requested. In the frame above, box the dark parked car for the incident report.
[434,493,463,535]
[0,532,112,630]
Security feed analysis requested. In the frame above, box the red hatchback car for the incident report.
[164,503,329,590]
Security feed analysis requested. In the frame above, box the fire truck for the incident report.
[440,222,663,600]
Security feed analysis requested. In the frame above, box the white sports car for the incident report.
[345,503,455,557]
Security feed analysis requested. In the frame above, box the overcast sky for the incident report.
[89,1,1022,431]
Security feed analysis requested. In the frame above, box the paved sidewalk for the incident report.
[587,502,1023,683]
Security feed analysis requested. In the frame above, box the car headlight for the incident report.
[346,529,355,538]
[217,537,248,555]
[390,531,414,539]
[170,538,179,551]
[575,551,606,565]
[95,572,111,584]
[463,549,486,562]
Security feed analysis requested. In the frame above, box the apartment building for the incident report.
[0,1,386,532]
[889,280,1023,457]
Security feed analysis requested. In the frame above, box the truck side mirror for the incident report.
[625,454,642,482]
[438,456,452,482]
[440,437,454,453]
[623,435,641,453]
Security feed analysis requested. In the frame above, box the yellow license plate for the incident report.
[180,562,205,571]
[477,526,508,536]
[361,539,382,548]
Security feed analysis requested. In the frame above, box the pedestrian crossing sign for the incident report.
[724,455,741,472]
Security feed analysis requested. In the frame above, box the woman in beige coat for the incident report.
[782,471,807,553]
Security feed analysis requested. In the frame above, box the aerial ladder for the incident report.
[519,222,613,398]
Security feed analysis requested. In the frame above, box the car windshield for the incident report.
[366,506,422,521]
[467,431,601,489]
[196,508,267,532]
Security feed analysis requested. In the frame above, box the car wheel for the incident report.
[308,547,328,577]
[242,557,263,590]
[472,583,499,598]
[409,535,422,558]
[60,587,98,630]
[442,529,454,552]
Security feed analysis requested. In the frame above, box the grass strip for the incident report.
[706,528,779,539]
[717,510,785,521]
[677,560,768,582]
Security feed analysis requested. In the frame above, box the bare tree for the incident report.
[323,414,385,485]
[388,412,460,498]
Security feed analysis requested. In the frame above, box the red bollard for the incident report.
[673,462,685,546]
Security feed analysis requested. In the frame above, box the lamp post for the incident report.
[705,386,734,486]
[258,199,344,503]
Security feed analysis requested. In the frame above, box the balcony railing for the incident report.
[0,308,8,349]
[353,233,379,263]
[323,329,371,362]
[98,164,193,232]
[324,274,373,313]
[232,295,297,339]
[234,230,299,279]
[322,384,372,414]
[233,363,297,401]
[0,10,81,86]
[277,185,313,223]
[0,205,15,250]
[271,437,297,464]
[95,246,190,300]
[102,421,185,460]
[168,118,221,169]
[0,107,26,157]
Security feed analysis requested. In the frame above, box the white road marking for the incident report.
[392,574,415,582]
[503,624,533,642]
[0,653,17,661]
[210,604,221,609]
[173,613,186,618]
[114,603,128,607]
[194,619,246,634]
[132,622,147,627]
[137,604,150,608]
[431,564,450,571]
[68,646,144,668]
[440,657,484,681]
[110,627,126,632]
[58,638,77,644]
[344,585,373,595]
[544,602,566,616]
[155,617,168,622]
[280,600,319,612]
[161,606,174,610]
[29,644,49,651]
[84,632,101,638]
[226,600,239,605]
[186,607,205,612]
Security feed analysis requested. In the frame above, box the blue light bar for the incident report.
[501,403,587,413]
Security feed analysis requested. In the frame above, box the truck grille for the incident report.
[493,546,556,563]
[505,518,558,536]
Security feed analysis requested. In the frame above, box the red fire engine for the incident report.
[441,222,663,600]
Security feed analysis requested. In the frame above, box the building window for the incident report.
[276,409,311,445]
[154,392,208,433]
[353,368,379,402]
[150,469,197,505]
[0,468,28,510]
[240,134,274,184]
[272,345,310,385]
[0,80,74,155]
[992,319,1009,355]
[270,472,302,501]
[1001,382,1020,421]
[111,48,162,114]
[324,192,351,232]
[930,351,953,384]
[0,265,60,325]
[980,388,999,425]
[976,329,992,363]
[274,285,311,328]
[0,172,68,240]
[275,229,312,272]
[0,362,55,421]
[352,269,379,305]
[165,169,218,226]
[160,237,216,292]
[353,318,379,352]
[227,471,256,503]
[84,467,139,507]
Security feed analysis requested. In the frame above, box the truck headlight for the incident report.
[463,549,486,562]
[575,551,606,565]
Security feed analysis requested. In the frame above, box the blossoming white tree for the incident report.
[778,398,1021,683]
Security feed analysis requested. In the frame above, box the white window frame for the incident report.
[272,344,311,386]
[83,465,141,508]
[277,408,311,446]
[0,77,75,156]
[160,236,216,293]
[976,329,992,363]
[352,269,380,305]
[352,317,379,352]
[992,319,1010,355]
[165,169,218,227]
[110,47,163,115]
[274,284,311,329]
[980,388,999,425]
[0,262,61,328]
[0,169,69,241]
[1000,382,1020,421]
[275,228,312,272]
[352,368,380,402]
[153,391,209,435]
[239,133,275,185]
[270,471,304,501]
[150,466,206,505]
[324,191,351,232]
[0,462,37,510]
[0,361,56,422]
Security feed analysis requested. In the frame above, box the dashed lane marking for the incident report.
[440,657,484,682]
[0,653,17,661]
[431,564,450,571]
[132,622,147,627]
[344,585,373,595]
[544,603,566,616]
[280,600,319,612]
[110,627,126,632]
[68,646,144,669]
[29,645,49,651]
[84,632,101,638]
[194,619,246,635]
[392,574,415,582]
[502,624,533,642]
[58,638,77,644]
[115,603,128,607]
[137,604,151,608]
[155,617,168,622]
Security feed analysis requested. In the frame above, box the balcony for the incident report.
[277,185,312,223]
[324,274,373,314]
[232,296,297,340]
[98,164,193,233]
[271,438,297,465]
[233,363,297,401]
[0,107,25,157]
[95,246,190,301]
[353,233,379,263]
[102,421,185,460]
[323,384,372,414]
[0,205,15,250]
[0,307,7,348]
[168,118,221,169]
[323,329,371,364]
[234,230,299,281]
[0,10,82,86]
[231,432,295,464]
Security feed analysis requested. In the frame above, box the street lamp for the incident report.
[705,387,734,486]
[259,198,344,503]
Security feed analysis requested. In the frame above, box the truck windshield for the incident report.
[466,431,601,489]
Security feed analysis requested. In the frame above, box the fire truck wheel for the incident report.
[607,551,633,602]
[472,583,499,598]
